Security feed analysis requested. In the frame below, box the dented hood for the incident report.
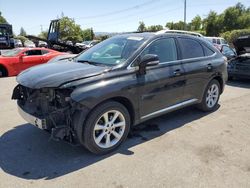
[17,61,109,89]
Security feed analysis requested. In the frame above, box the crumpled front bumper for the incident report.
[17,103,48,130]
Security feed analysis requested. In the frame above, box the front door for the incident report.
[19,49,45,72]
[138,38,186,119]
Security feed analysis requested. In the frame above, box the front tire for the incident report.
[81,101,131,154]
[198,79,221,112]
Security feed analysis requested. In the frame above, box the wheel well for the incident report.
[213,76,223,94]
[108,97,135,126]
[0,64,8,77]
[89,97,135,126]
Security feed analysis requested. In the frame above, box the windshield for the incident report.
[0,28,8,36]
[1,48,22,57]
[76,36,146,66]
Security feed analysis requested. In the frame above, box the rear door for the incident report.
[138,37,186,119]
[177,37,216,101]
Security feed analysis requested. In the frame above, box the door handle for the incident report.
[173,69,181,76]
[207,63,213,71]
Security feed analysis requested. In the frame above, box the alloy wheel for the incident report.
[206,84,219,108]
[93,110,126,149]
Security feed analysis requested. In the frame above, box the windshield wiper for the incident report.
[76,60,106,66]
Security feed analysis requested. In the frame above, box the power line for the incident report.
[74,0,158,20]
[80,1,178,26]
[82,6,182,29]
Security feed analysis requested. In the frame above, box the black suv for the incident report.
[12,33,227,154]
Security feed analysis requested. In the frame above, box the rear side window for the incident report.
[41,50,50,55]
[178,38,204,59]
[141,38,177,63]
[203,45,215,56]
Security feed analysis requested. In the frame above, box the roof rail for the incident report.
[156,29,204,37]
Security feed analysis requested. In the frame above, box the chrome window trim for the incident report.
[141,99,198,120]
[127,37,217,70]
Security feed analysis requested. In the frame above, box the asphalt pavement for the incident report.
[0,77,250,188]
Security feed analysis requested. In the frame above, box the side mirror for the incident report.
[139,54,159,75]
[19,53,25,61]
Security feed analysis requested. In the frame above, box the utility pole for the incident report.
[184,0,187,30]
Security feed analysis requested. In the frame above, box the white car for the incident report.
[24,40,36,48]
[205,37,229,46]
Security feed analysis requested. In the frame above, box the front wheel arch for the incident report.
[75,100,131,154]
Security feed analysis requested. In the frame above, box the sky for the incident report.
[0,0,249,35]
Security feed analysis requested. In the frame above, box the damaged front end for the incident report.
[12,84,80,143]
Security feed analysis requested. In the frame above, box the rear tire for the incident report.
[80,101,131,154]
[197,79,221,112]
[0,67,8,77]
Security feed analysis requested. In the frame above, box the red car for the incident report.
[0,48,65,77]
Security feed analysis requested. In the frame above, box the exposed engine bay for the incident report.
[12,84,80,143]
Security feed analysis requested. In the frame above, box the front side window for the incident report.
[24,50,42,56]
[141,38,177,63]
[179,38,204,59]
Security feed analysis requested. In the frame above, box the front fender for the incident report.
[70,74,139,110]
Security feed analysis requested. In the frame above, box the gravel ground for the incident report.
[0,77,250,188]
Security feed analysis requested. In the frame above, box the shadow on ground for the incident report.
[0,106,218,180]
[227,79,250,89]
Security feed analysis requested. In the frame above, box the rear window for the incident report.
[179,38,204,59]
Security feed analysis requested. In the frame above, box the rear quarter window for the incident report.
[178,38,204,59]
[203,45,215,56]
[41,50,50,55]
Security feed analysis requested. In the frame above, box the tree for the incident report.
[59,16,83,42]
[137,21,146,32]
[146,25,163,32]
[0,11,7,24]
[164,3,249,36]
[82,28,95,41]
[19,27,27,36]
[190,15,202,31]
[165,21,184,30]
[38,30,48,39]
[166,22,174,30]
[203,11,223,36]
[15,35,27,45]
